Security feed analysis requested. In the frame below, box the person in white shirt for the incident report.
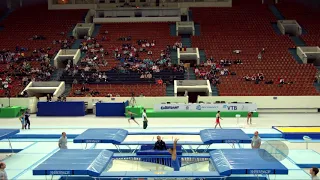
[58,132,68,149]
[251,131,261,149]
[310,167,319,180]
[0,162,8,180]
[142,109,148,129]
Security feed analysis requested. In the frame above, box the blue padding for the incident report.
[137,149,182,155]
[96,102,128,117]
[0,129,20,140]
[33,149,113,176]
[73,128,128,144]
[247,133,282,138]
[12,134,78,139]
[121,141,204,145]
[37,102,86,116]
[210,149,288,176]
[128,132,200,135]
[113,153,210,159]
[140,144,182,152]
[200,129,251,144]
[296,164,320,168]
[99,171,221,178]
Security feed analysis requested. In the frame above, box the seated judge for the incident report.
[154,136,167,150]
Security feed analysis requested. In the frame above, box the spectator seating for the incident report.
[191,2,318,96]
[69,22,182,97]
[0,5,86,97]
[93,23,180,71]
[61,69,184,85]
[0,5,86,51]
[70,84,166,97]
[277,0,320,47]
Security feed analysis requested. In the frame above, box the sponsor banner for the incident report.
[154,103,257,112]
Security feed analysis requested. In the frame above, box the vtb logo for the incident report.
[223,105,237,110]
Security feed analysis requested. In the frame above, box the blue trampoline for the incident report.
[74,128,251,145]
[0,129,20,153]
[73,128,128,144]
[33,149,288,178]
[33,149,113,176]
[210,149,288,176]
[200,129,251,144]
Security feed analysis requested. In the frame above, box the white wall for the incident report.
[4,95,320,114]
[197,96,320,112]
[0,97,38,113]
[93,17,180,23]
[48,0,231,10]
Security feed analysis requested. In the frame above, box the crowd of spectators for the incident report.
[0,48,55,97]
[70,36,185,84]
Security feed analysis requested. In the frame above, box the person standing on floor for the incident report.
[251,131,261,149]
[310,167,319,180]
[0,162,8,180]
[214,111,223,129]
[58,132,68,149]
[142,109,148,129]
[19,112,25,129]
[24,109,31,129]
[247,111,253,125]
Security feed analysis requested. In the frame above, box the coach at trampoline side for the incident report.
[59,132,68,149]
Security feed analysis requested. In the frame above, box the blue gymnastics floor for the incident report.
[0,128,315,179]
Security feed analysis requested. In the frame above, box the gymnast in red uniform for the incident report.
[214,111,223,129]
[247,112,253,125]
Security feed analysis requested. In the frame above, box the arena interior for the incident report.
[0,0,320,179]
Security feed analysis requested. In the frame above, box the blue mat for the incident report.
[210,149,288,176]
[37,102,86,116]
[73,128,128,144]
[0,129,20,140]
[96,101,129,116]
[33,149,113,176]
[200,129,251,144]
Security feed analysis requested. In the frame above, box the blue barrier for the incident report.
[96,101,129,116]
[37,102,86,116]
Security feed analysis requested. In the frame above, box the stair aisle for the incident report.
[166,84,175,96]
[210,84,219,96]
[170,24,177,36]
[194,24,201,36]
[170,49,178,64]
[269,5,285,20]
[184,68,196,80]
[62,84,72,97]
[199,50,207,63]
[181,35,192,48]
[288,48,303,64]
[92,24,101,37]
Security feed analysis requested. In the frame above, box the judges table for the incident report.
[154,103,257,112]
[0,106,22,118]
[37,102,86,116]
